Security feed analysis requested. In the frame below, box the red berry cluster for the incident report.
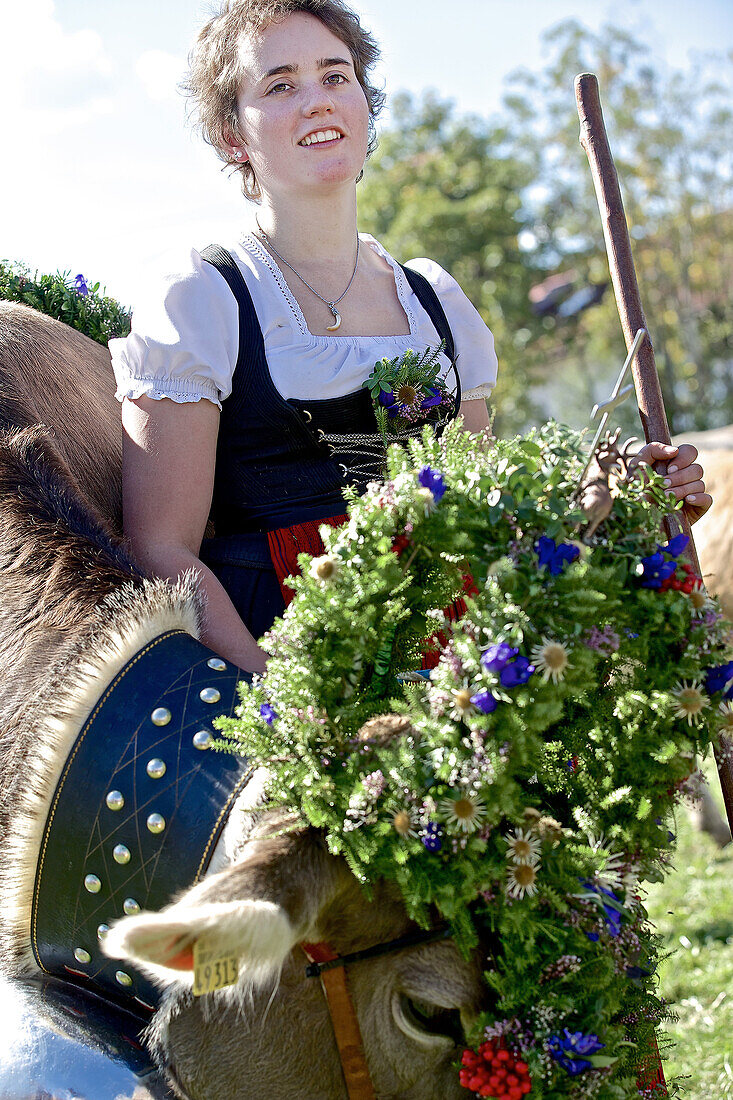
[459,1042,532,1098]
[659,561,702,594]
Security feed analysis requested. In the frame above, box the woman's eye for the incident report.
[325,72,347,85]
[268,82,291,94]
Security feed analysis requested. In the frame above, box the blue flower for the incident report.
[580,879,623,938]
[418,466,446,503]
[259,703,277,726]
[481,642,518,673]
[499,655,535,688]
[639,550,677,589]
[73,273,89,298]
[422,822,443,852]
[704,661,733,699]
[470,689,498,714]
[420,387,442,409]
[660,533,689,558]
[536,535,580,576]
[548,1029,605,1076]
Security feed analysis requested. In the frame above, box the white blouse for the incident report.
[109,234,498,410]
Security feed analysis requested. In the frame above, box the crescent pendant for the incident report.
[326,309,342,332]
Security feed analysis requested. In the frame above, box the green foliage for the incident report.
[362,342,453,438]
[0,259,131,346]
[645,759,733,1098]
[214,421,733,1096]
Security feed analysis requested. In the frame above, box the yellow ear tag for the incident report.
[192,938,239,997]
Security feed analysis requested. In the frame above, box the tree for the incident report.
[501,22,733,434]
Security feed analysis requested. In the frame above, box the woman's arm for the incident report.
[121,395,267,674]
[459,397,492,434]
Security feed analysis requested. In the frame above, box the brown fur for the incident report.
[0,301,122,531]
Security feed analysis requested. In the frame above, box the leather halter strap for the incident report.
[300,927,449,1099]
[301,942,376,1100]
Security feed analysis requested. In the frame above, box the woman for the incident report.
[111,0,709,675]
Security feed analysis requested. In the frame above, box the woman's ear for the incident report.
[222,122,249,163]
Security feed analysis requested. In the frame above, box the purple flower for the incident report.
[420,387,442,409]
[73,273,89,298]
[418,466,446,503]
[639,550,677,589]
[470,689,498,714]
[481,642,518,673]
[705,661,733,699]
[499,655,535,688]
[259,703,277,726]
[548,1029,605,1075]
[378,389,400,419]
[536,535,580,576]
[584,625,620,653]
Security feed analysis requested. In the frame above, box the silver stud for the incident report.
[193,728,213,750]
[146,758,166,779]
[84,874,102,894]
[207,657,227,671]
[147,812,165,834]
[151,707,172,726]
[97,924,110,941]
[200,687,221,704]
[74,947,91,964]
[106,790,124,811]
[123,897,141,915]
[115,970,133,987]
[113,844,131,865]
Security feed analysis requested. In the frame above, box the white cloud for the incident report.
[136,50,186,103]
[0,0,115,135]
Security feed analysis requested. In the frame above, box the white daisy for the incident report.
[506,862,539,899]
[440,792,487,834]
[684,582,709,614]
[448,687,475,721]
[718,701,733,735]
[390,808,417,839]
[587,832,626,890]
[530,638,572,683]
[672,681,709,725]
[505,828,542,865]
[309,555,340,583]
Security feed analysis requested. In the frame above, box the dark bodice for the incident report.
[201,245,456,537]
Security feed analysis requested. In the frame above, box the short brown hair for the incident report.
[184,0,385,200]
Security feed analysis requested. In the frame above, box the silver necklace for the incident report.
[255,222,360,332]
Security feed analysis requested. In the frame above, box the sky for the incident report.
[1,0,731,307]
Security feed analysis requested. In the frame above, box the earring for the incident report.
[231,149,244,162]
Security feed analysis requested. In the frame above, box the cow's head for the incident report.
[106,814,483,1100]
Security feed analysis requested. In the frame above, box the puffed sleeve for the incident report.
[109,248,239,411]
[406,257,498,400]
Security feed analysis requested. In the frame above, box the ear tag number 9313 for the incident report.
[192,937,239,996]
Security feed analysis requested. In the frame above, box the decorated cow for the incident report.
[0,304,486,1099]
[2,302,733,1099]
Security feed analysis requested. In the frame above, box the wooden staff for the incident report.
[575,72,733,832]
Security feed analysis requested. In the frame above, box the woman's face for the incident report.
[234,12,370,202]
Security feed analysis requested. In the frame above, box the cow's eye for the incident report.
[393,993,464,1046]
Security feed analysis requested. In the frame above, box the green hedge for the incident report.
[0,260,131,346]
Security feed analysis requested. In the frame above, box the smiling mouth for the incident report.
[299,129,343,146]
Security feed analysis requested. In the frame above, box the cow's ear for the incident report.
[103,829,347,986]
